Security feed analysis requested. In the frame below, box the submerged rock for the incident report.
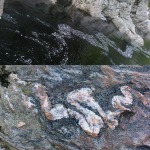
[0,65,150,149]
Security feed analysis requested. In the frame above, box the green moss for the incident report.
[22,89,32,95]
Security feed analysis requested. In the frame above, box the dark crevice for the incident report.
[0,126,2,133]
[0,66,11,88]
[136,145,150,150]
[120,111,135,118]
[118,110,135,125]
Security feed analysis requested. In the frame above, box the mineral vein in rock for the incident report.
[33,83,53,120]
[5,73,149,137]
[32,84,149,137]
[67,88,107,121]
[67,88,105,137]
[68,108,104,137]
[33,86,124,136]
[112,86,133,111]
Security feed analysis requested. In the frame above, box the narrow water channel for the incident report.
[0,2,150,64]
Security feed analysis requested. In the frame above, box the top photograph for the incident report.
[0,0,150,65]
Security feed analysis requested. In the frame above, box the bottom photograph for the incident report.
[0,65,150,150]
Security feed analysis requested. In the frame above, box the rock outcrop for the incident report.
[0,65,150,150]
[65,0,150,47]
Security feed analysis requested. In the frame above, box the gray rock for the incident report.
[0,65,150,150]
[0,0,4,18]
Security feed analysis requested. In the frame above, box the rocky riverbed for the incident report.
[0,65,150,150]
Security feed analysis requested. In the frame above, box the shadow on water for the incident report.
[0,2,150,64]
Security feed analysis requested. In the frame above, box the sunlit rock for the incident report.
[71,0,106,20]
[131,88,150,106]
[132,0,150,39]
[8,73,27,86]
[21,94,36,109]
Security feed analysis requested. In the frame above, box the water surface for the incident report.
[0,2,150,64]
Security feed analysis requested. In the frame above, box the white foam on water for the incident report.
[2,13,17,24]
[57,24,150,59]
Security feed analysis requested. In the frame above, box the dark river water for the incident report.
[0,2,150,65]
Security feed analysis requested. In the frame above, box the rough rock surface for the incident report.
[1,0,150,46]
[0,65,150,150]
[66,0,150,47]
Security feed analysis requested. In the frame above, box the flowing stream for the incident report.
[0,2,150,64]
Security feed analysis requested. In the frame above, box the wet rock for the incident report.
[0,65,150,150]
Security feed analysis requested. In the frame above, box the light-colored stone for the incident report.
[66,0,150,46]
[67,88,107,121]
[112,86,133,111]
[49,104,69,120]
[68,108,104,137]
[17,121,26,128]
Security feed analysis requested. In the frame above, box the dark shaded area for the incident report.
[0,66,10,87]
[136,146,150,150]
[0,2,85,65]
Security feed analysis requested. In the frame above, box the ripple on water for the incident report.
[0,2,150,65]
